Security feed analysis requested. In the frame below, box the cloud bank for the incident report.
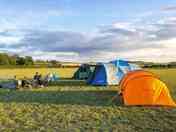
[0,6,176,62]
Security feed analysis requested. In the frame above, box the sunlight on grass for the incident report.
[0,68,175,131]
[0,67,77,79]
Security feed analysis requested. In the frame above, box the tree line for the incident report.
[0,53,34,65]
[0,53,62,67]
[143,62,176,68]
[132,61,176,68]
[1,53,176,68]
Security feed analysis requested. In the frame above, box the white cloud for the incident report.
[0,36,22,45]
[24,51,79,61]
[0,7,176,62]
[0,18,176,62]
[161,5,176,12]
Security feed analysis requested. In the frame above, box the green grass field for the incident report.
[0,67,77,79]
[0,68,175,131]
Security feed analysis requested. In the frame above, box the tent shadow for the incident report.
[48,80,118,89]
[0,90,122,106]
[49,79,87,86]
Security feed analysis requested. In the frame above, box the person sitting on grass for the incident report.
[33,72,40,86]
[33,73,44,88]
[33,72,39,80]
[38,74,43,86]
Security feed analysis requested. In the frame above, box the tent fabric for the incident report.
[73,64,92,80]
[88,63,118,85]
[110,59,141,83]
[88,59,141,85]
[106,64,119,84]
[111,59,129,67]
[129,64,141,71]
[119,70,176,107]
[90,64,107,85]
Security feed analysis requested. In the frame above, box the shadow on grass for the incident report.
[0,90,122,106]
[48,79,87,86]
[48,80,118,90]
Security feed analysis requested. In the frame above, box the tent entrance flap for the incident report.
[73,64,92,80]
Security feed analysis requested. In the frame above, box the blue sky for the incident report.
[0,0,176,62]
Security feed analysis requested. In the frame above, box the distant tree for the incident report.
[25,56,34,65]
[168,62,176,68]
[0,53,35,66]
[0,53,10,65]
[50,60,58,66]
[16,57,25,65]
[8,55,17,65]
[36,59,46,63]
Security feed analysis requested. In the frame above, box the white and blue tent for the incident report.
[87,59,140,85]
[110,59,141,82]
[87,63,119,85]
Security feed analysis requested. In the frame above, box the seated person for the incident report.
[38,74,43,85]
[33,72,39,80]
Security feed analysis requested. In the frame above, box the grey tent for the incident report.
[73,64,92,80]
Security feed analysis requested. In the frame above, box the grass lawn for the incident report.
[0,68,175,131]
[0,67,77,79]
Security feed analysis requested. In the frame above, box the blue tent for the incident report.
[87,63,119,85]
[110,59,129,67]
[88,59,141,85]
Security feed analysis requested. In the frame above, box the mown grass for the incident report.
[0,68,175,131]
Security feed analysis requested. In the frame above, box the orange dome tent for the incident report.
[119,70,176,107]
